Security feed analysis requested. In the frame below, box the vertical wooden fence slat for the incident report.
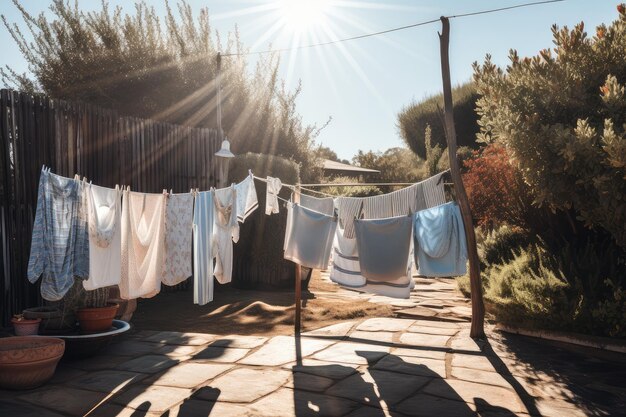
[0,89,219,326]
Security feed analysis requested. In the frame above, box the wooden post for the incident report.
[293,186,302,334]
[438,16,485,339]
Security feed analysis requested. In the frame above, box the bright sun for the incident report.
[277,0,332,33]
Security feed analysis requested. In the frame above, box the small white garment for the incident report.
[265,176,282,215]
[163,192,194,286]
[120,189,166,300]
[213,185,239,284]
[83,183,122,291]
[235,173,259,222]
[193,190,215,305]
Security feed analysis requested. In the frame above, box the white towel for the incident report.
[265,176,282,215]
[163,193,194,286]
[213,185,239,284]
[83,183,122,291]
[193,190,215,305]
[120,189,166,300]
[236,174,259,222]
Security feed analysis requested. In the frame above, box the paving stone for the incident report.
[423,378,526,414]
[149,362,233,388]
[312,342,390,365]
[0,400,67,417]
[144,331,214,345]
[395,306,440,319]
[106,340,164,356]
[373,354,446,378]
[209,335,267,349]
[390,300,418,308]
[191,346,250,363]
[350,330,395,344]
[112,384,192,412]
[115,354,181,373]
[239,335,334,366]
[450,336,485,353]
[195,368,290,403]
[356,318,415,332]
[412,320,461,329]
[303,321,356,338]
[155,344,205,357]
[407,324,458,336]
[86,404,144,417]
[451,367,512,389]
[327,369,429,406]
[285,372,336,392]
[249,387,359,417]
[18,386,108,416]
[397,393,475,417]
[48,365,87,384]
[400,332,451,348]
[167,399,251,417]
[534,398,589,417]
[64,354,130,371]
[288,359,360,379]
[391,347,448,361]
[67,370,147,392]
[343,405,389,417]
[451,353,500,372]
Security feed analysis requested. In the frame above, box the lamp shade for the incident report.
[215,139,235,158]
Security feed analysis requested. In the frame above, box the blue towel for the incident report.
[414,202,467,277]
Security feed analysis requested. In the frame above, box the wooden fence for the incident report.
[0,89,220,327]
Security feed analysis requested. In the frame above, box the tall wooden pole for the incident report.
[293,186,302,334]
[438,17,485,339]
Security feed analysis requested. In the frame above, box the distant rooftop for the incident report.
[322,159,380,174]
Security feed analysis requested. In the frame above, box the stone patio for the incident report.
[1,277,625,416]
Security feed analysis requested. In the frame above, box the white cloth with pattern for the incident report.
[163,193,194,286]
[83,183,122,290]
[120,189,166,300]
[213,185,239,284]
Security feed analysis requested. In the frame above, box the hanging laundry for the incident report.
[329,224,414,299]
[354,215,414,287]
[414,202,467,277]
[265,176,282,215]
[362,193,394,219]
[120,189,166,300]
[299,193,335,216]
[213,185,239,284]
[334,196,363,239]
[421,172,447,209]
[28,168,90,301]
[284,203,337,270]
[193,190,215,305]
[162,192,194,286]
[83,183,122,291]
[235,173,259,222]
[390,183,423,217]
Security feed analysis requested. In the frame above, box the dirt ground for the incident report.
[130,271,394,335]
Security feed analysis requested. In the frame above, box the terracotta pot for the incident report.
[0,336,65,389]
[11,317,41,336]
[77,303,119,334]
[23,307,75,334]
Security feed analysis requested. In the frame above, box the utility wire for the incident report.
[220,0,564,57]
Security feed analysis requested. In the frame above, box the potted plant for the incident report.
[11,314,41,336]
[76,287,119,334]
[22,306,74,334]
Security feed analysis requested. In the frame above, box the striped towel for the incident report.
[334,197,363,239]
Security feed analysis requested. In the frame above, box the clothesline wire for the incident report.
[219,0,564,57]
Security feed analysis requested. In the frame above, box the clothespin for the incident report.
[163,189,169,198]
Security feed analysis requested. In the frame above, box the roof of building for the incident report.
[322,159,380,174]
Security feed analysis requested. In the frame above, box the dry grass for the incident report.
[131,271,394,335]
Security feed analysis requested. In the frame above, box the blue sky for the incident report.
[0,0,618,160]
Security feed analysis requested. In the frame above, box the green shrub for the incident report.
[398,82,479,159]
[230,152,300,184]
[478,226,534,268]
[320,176,381,198]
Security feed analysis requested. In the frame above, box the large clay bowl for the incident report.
[0,336,65,390]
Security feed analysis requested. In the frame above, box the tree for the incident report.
[352,147,427,183]
[473,5,626,249]
[397,82,479,159]
[1,0,325,181]
[314,145,339,162]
